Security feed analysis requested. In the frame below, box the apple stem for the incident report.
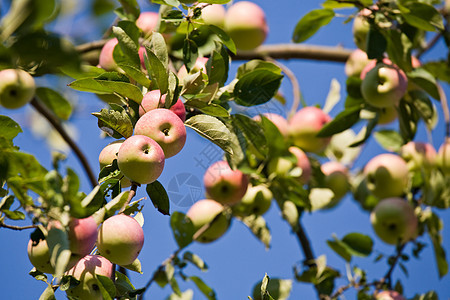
[30,98,98,188]
[119,183,139,214]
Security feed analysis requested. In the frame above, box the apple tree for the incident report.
[0,0,449,299]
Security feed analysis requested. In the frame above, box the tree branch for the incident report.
[119,183,138,214]
[30,98,98,188]
[0,222,37,231]
[295,217,316,265]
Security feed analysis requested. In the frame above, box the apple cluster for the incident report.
[27,213,145,299]
[0,68,36,109]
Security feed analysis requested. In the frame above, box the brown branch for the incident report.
[0,222,37,231]
[30,98,98,188]
[119,183,138,214]
[295,217,316,265]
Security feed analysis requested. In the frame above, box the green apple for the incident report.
[68,217,98,256]
[27,238,54,274]
[134,108,187,158]
[203,160,249,205]
[0,69,36,109]
[253,113,289,137]
[363,153,408,199]
[352,9,371,51]
[199,4,226,28]
[232,184,272,217]
[65,255,114,300]
[361,62,408,108]
[139,89,186,122]
[136,11,159,36]
[99,140,132,188]
[376,290,406,300]
[98,38,121,72]
[186,199,229,243]
[437,141,450,174]
[288,106,332,153]
[345,49,370,77]
[370,197,418,245]
[224,1,268,50]
[267,146,311,184]
[320,161,349,207]
[117,135,165,185]
[177,57,209,83]
[97,214,144,266]
[377,105,398,125]
[400,141,436,171]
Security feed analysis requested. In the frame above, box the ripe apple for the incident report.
[321,161,349,205]
[200,4,226,28]
[68,217,98,256]
[117,135,165,185]
[400,141,436,171]
[177,57,209,83]
[376,290,406,300]
[0,69,36,109]
[232,184,272,217]
[363,153,409,199]
[27,238,54,274]
[136,11,159,36]
[370,197,418,245]
[99,140,132,188]
[99,38,120,72]
[267,146,311,184]
[203,160,249,205]
[437,141,450,174]
[352,9,371,51]
[97,214,144,266]
[288,106,332,153]
[186,199,229,243]
[253,113,289,137]
[139,89,186,122]
[224,1,268,50]
[134,108,187,158]
[65,254,114,300]
[361,62,408,108]
[345,49,371,77]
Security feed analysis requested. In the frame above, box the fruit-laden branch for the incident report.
[30,98,98,188]
[76,40,353,65]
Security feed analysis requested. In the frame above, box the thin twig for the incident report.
[0,222,37,231]
[416,32,443,59]
[30,98,98,188]
[119,183,138,214]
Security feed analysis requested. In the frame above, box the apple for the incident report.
[99,140,132,188]
[360,57,392,80]
[134,108,187,158]
[253,113,289,137]
[97,214,144,266]
[203,160,249,205]
[268,146,311,184]
[364,153,409,199]
[288,106,332,153]
[224,1,268,51]
[136,11,159,36]
[232,184,272,217]
[370,197,418,245]
[437,141,450,174]
[377,105,398,125]
[200,4,226,28]
[186,199,229,243]
[321,161,349,204]
[27,238,54,274]
[376,290,406,300]
[400,141,437,171]
[138,46,147,70]
[98,38,120,72]
[139,89,186,122]
[177,57,209,83]
[65,254,114,300]
[352,9,371,51]
[117,135,165,185]
[68,217,98,256]
[0,69,36,109]
[361,62,408,108]
[345,49,371,77]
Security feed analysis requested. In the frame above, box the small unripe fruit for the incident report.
[321,161,349,204]
[224,1,268,50]
[0,69,36,109]
[68,217,98,256]
[232,184,272,217]
[352,9,371,51]
[136,11,159,36]
[345,49,370,77]
[27,238,54,274]
[376,290,406,300]
[268,146,312,184]
[200,4,226,28]
[437,141,450,174]
[186,199,229,243]
[377,106,398,125]
[97,215,144,266]
[177,57,209,83]
[99,140,132,188]
[400,141,436,171]
[99,38,120,72]
[204,160,249,205]
[139,89,186,122]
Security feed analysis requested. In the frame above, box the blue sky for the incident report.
[0,0,449,299]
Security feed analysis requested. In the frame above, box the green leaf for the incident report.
[47,227,71,278]
[206,50,227,86]
[234,69,283,107]
[423,61,450,84]
[149,32,169,69]
[239,214,271,249]
[327,238,352,262]
[185,114,234,155]
[117,63,151,87]
[260,115,287,157]
[236,60,282,79]
[96,80,143,104]
[2,209,25,220]
[35,87,72,120]
[407,68,440,100]
[398,2,444,32]
[170,211,195,249]
[183,251,208,271]
[323,79,341,114]
[68,77,114,94]
[146,180,170,216]
[39,284,56,300]
[317,106,360,137]
[183,38,199,72]
[184,99,229,117]
[0,115,22,143]
[341,232,373,257]
[374,130,404,152]
[188,276,216,300]
[231,114,267,157]
[0,195,14,211]
[144,47,169,94]
[118,0,140,19]
[121,258,143,273]
[366,27,386,60]
[92,107,134,139]
[292,9,335,43]
[96,274,116,300]
[70,185,105,219]
[208,25,236,54]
